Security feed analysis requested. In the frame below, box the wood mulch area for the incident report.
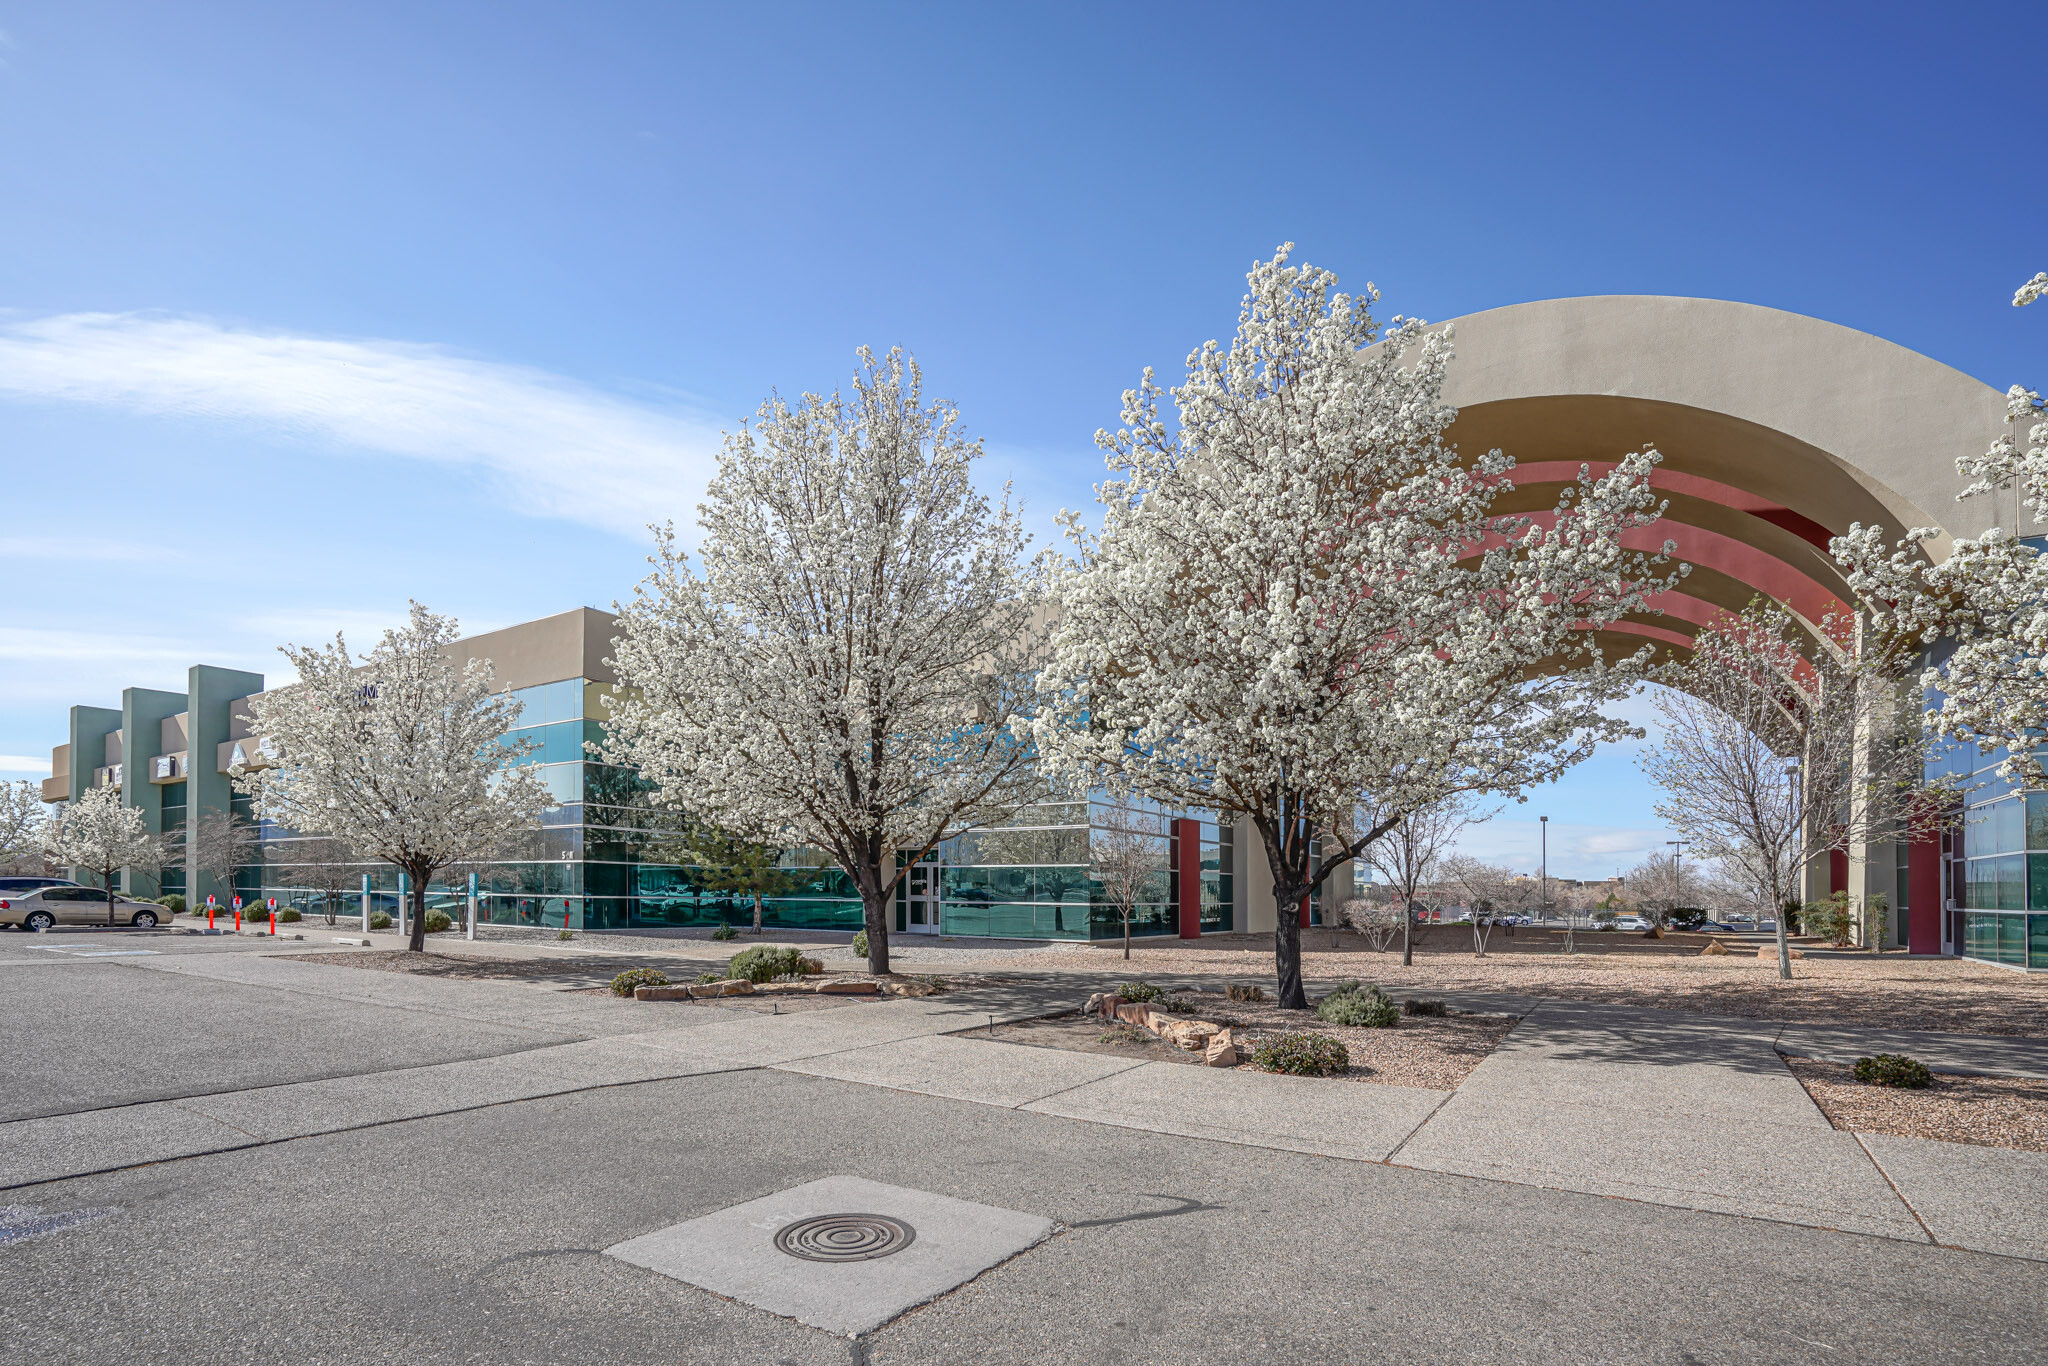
[1785,1056,2048,1153]
[288,950,617,980]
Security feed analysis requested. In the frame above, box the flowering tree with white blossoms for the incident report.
[43,782,170,924]
[0,778,45,873]
[602,349,1054,976]
[238,602,552,952]
[1833,273,2048,785]
[1034,247,1681,1008]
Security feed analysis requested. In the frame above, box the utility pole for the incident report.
[1540,815,1549,924]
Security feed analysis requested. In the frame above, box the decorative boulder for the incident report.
[1701,940,1731,956]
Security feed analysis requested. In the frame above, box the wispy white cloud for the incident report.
[0,312,729,536]
[0,755,50,776]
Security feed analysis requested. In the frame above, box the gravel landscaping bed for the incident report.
[985,996,1516,1088]
[1014,937,2048,1037]
[289,949,635,980]
[1785,1056,2048,1153]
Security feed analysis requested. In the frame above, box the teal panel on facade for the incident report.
[120,686,186,897]
[185,665,264,907]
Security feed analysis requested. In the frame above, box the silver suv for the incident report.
[0,886,164,932]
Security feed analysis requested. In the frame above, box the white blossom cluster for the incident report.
[1031,247,1682,1004]
[238,602,552,949]
[1834,273,2048,784]
[601,348,1053,974]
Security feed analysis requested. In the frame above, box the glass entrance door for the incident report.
[905,861,941,934]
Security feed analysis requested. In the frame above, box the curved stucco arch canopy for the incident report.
[1436,296,2016,663]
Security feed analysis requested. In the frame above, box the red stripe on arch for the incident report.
[1507,461,1838,550]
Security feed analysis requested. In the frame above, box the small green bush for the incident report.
[423,910,452,933]
[1154,995,1197,1014]
[728,944,805,983]
[557,929,573,941]
[278,908,301,923]
[610,968,670,997]
[160,894,187,915]
[1854,1053,1932,1089]
[1403,997,1450,1017]
[851,929,869,956]
[1252,1031,1350,1076]
[710,922,738,942]
[694,972,722,985]
[1226,983,1267,1002]
[1115,981,1166,1003]
[368,912,393,930]
[1316,984,1400,1028]
[797,955,824,975]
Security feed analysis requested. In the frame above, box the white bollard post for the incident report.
[397,871,408,939]
[361,873,371,933]
[466,872,478,942]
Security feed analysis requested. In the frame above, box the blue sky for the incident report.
[0,2,2040,877]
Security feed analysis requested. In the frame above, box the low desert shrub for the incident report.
[1154,994,1197,1014]
[1226,983,1268,1003]
[694,972,722,985]
[1402,997,1450,1017]
[1854,1053,1932,1089]
[710,922,738,941]
[368,912,393,930]
[1099,1021,1149,1046]
[797,955,824,975]
[423,910,452,934]
[160,894,187,915]
[557,929,573,940]
[278,908,301,923]
[851,929,869,956]
[728,944,805,983]
[1252,1031,1350,1076]
[1316,983,1399,1028]
[610,968,669,997]
[1115,981,1166,1003]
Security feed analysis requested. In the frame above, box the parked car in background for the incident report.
[0,876,83,894]
[1613,915,1652,931]
[0,885,165,931]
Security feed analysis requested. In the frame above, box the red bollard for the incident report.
[269,910,276,935]
[234,909,241,932]
[207,905,215,930]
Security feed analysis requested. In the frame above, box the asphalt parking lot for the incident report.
[4,935,2045,1365]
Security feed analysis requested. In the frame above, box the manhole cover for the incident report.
[773,1213,917,1262]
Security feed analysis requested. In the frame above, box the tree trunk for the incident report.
[1401,902,1414,967]
[861,885,893,976]
[1274,892,1307,1009]
[753,891,763,934]
[1775,902,1793,980]
[407,873,428,952]
[1123,911,1131,960]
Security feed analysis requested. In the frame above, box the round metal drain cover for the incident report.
[773,1213,917,1262]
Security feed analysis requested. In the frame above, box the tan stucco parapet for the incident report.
[1436,295,2015,557]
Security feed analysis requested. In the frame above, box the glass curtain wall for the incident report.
[246,677,1235,941]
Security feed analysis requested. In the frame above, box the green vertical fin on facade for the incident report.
[120,687,188,897]
[186,665,264,907]
[62,704,122,884]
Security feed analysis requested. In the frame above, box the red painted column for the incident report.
[1828,849,1848,897]
[1908,831,1942,955]
[1298,895,1312,929]
[1173,818,1202,938]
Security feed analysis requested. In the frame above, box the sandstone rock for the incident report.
[1204,1028,1238,1067]
[881,979,938,997]
[633,985,692,1001]
[1701,940,1731,956]
[819,980,881,994]
[1115,1002,1151,1027]
[1084,992,1107,1016]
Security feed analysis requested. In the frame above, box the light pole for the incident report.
[1667,839,1687,927]
[1539,815,1550,925]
